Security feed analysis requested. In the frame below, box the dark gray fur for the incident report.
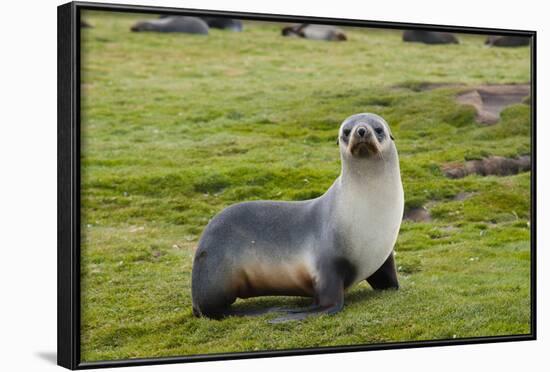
[192,198,336,318]
[402,30,459,44]
[131,16,209,35]
[201,17,243,31]
[485,35,530,47]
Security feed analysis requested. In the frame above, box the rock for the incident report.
[456,84,530,125]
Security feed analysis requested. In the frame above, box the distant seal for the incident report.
[282,24,347,41]
[131,16,209,35]
[402,30,459,44]
[202,17,243,31]
[159,15,243,31]
[192,113,404,322]
[485,35,530,47]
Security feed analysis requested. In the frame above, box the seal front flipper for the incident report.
[366,252,399,290]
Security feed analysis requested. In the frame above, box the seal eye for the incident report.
[374,127,384,135]
[343,129,351,136]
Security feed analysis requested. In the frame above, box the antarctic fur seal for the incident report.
[485,35,530,47]
[282,24,347,41]
[201,17,243,31]
[402,30,459,44]
[131,16,209,35]
[191,113,404,322]
[159,15,243,31]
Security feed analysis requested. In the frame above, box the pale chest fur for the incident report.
[335,173,404,283]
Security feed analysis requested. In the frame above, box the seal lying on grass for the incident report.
[402,30,458,44]
[282,24,347,41]
[131,16,209,35]
[159,15,243,31]
[201,17,243,32]
[192,113,404,322]
[485,35,530,47]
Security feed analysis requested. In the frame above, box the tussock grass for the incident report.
[80,10,531,361]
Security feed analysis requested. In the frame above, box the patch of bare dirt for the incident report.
[442,155,531,179]
[456,84,530,125]
[403,207,431,222]
[403,193,475,222]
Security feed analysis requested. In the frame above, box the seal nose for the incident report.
[356,126,368,138]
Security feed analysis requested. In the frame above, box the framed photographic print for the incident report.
[58,1,536,369]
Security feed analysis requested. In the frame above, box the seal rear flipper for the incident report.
[366,252,399,290]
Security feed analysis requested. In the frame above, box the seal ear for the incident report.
[336,137,339,145]
[388,127,395,141]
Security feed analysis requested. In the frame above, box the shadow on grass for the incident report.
[226,285,387,316]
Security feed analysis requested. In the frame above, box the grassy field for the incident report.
[80,11,532,362]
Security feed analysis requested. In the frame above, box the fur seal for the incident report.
[159,15,243,31]
[131,16,209,35]
[485,35,530,47]
[282,24,347,41]
[202,17,243,31]
[402,30,459,44]
[191,113,404,322]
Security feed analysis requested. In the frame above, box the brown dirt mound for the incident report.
[442,155,530,179]
[456,84,530,125]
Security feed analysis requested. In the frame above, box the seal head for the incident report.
[338,113,395,158]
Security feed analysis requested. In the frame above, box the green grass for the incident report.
[80,11,532,362]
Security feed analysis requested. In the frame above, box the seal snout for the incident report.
[355,125,370,139]
[349,125,380,157]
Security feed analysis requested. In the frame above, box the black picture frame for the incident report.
[58,1,537,370]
